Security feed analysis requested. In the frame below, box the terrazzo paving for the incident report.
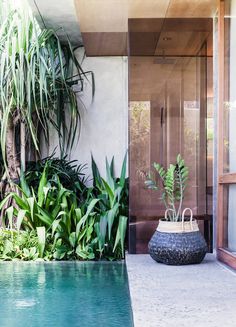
[126,254,236,327]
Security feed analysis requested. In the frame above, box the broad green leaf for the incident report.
[91,155,102,188]
[6,206,14,230]
[27,197,36,221]
[106,157,115,190]
[52,219,61,237]
[107,203,119,240]
[20,170,31,197]
[36,207,53,226]
[16,209,27,231]
[101,178,114,207]
[75,208,82,222]
[113,215,128,257]
[36,226,46,258]
[69,232,77,248]
[98,214,108,250]
[38,164,48,207]
[119,152,127,187]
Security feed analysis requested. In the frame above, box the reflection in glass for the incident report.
[223,0,236,252]
[128,18,213,253]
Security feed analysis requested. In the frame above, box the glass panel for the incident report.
[128,18,213,253]
[222,0,236,255]
[222,185,236,253]
[228,185,236,251]
[224,0,236,173]
[129,101,151,213]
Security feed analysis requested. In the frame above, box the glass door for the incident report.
[217,0,236,269]
[128,18,213,253]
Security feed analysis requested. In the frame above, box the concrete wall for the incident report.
[42,53,128,180]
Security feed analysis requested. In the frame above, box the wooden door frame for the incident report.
[217,0,236,269]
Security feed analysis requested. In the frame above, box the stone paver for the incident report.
[126,254,236,327]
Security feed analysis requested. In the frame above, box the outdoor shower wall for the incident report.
[41,53,128,179]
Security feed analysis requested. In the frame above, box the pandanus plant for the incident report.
[0,0,94,195]
[145,154,189,222]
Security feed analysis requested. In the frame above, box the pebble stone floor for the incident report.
[126,254,236,327]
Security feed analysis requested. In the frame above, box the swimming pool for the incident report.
[0,262,134,327]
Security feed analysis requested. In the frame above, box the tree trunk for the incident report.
[6,117,20,183]
[20,122,26,172]
[0,117,20,227]
[0,117,20,196]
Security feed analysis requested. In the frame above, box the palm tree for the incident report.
[0,0,94,194]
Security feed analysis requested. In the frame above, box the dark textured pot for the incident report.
[148,218,208,265]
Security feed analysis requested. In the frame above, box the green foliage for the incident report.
[0,165,76,230]
[0,154,129,261]
[52,198,100,260]
[91,153,128,259]
[145,154,188,222]
[0,229,53,261]
[25,153,88,202]
[0,166,99,260]
[0,1,94,174]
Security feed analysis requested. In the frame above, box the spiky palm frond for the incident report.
[0,1,91,171]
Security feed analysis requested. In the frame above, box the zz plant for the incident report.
[145,154,188,222]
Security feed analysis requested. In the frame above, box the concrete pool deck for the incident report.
[126,254,236,327]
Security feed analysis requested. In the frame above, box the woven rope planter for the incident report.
[148,208,207,265]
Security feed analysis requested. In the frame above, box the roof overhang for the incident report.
[28,0,218,56]
[74,0,217,56]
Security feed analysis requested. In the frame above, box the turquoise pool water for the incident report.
[0,262,133,327]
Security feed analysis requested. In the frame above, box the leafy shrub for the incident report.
[25,154,88,202]
[0,164,98,260]
[91,154,128,259]
[0,229,53,261]
[0,154,129,261]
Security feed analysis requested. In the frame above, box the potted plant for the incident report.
[145,154,207,265]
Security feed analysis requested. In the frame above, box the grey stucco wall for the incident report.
[42,53,128,180]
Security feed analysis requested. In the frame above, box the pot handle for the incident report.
[164,209,175,220]
[181,208,193,231]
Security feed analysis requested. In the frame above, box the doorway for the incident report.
[217,0,236,269]
[128,18,213,253]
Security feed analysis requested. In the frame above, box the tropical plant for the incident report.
[145,154,189,222]
[0,0,94,194]
[52,198,99,260]
[0,164,99,260]
[91,154,128,259]
[0,228,53,261]
[0,165,75,230]
[0,155,129,261]
[25,153,88,202]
